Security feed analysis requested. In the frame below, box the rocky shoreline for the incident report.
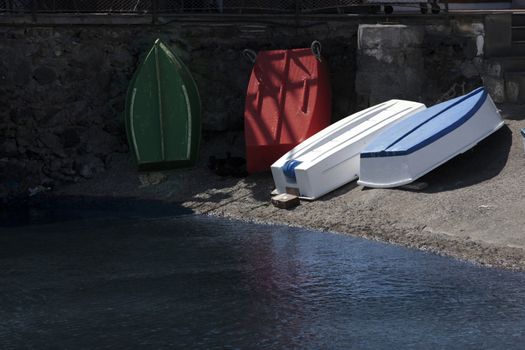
[5,107,521,270]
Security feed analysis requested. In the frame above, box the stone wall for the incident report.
[0,17,496,198]
[0,21,358,197]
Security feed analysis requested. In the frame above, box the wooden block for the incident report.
[271,193,300,209]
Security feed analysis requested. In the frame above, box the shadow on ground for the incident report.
[242,172,276,202]
[0,196,194,228]
[317,181,360,202]
[412,125,512,193]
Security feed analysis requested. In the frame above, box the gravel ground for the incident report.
[53,107,525,270]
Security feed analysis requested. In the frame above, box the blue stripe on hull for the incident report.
[361,87,487,158]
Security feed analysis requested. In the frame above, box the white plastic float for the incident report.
[358,87,504,188]
[271,100,426,200]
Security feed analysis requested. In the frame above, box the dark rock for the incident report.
[0,139,18,157]
[74,154,105,179]
[11,107,34,126]
[33,66,56,85]
[13,62,32,86]
[61,128,81,148]
[49,159,63,173]
[42,109,69,127]
[81,128,120,156]
[16,128,35,149]
[38,132,62,152]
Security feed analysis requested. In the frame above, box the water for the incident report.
[1,214,525,349]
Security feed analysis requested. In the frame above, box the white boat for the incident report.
[358,87,504,188]
[270,100,426,199]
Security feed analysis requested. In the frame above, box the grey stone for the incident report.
[425,24,452,37]
[463,39,479,60]
[33,67,56,85]
[483,61,502,78]
[358,24,424,50]
[460,62,479,78]
[452,20,484,36]
[74,154,105,179]
[482,76,506,103]
[504,72,525,103]
[505,80,520,104]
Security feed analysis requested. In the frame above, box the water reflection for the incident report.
[0,215,524,349]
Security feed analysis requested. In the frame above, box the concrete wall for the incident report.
[355,20,487,108]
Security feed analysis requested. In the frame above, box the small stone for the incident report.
[139,172,167,187]
[74,154,105,179]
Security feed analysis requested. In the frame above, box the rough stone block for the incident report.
[452,20,484,36]
[504,72,525,103]
[505,79,520,103]
[483,61,502,78]
[460,62,479,78]
[482,75,506,103]
[358,24,424,50]
[425,24,452,37]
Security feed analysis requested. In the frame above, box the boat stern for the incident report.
[357,154,414,188]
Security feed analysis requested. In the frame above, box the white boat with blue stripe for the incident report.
[271,99,426,200]
[358,87,504,188]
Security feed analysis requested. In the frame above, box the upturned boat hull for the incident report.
[125,39,201,171]
[271,100,426,199]
[358,87,504,188]
[244,47,332,173]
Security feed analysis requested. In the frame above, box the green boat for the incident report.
[125,39,201,170]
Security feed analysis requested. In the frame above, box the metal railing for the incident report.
[0,0,380,15]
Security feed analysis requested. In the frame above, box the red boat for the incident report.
[244,43,332,173]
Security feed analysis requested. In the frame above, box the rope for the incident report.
[242,49,257,64]
[311,40,322,62]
